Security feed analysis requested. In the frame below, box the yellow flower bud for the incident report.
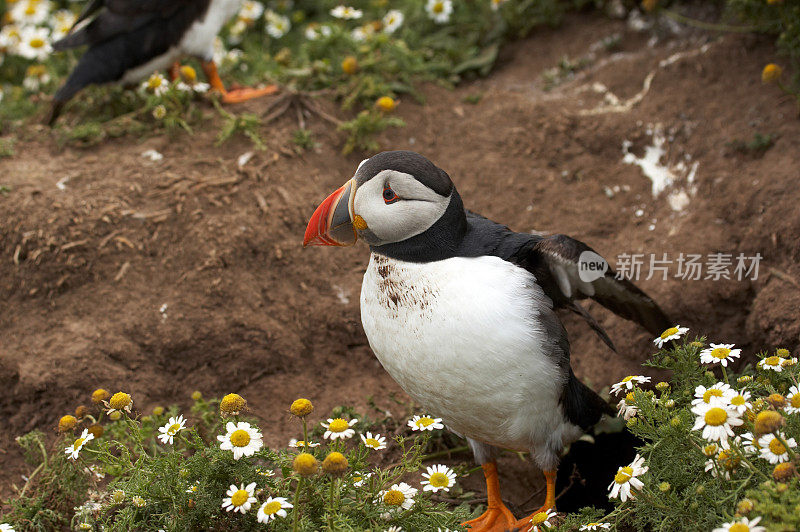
[322,451,349,476]
[88,423,104,438]
[736,498,753,515]
[92,388,110,404]
[293,452,319,477]
[766,394,786,409]
[58,415,78,432]
[191,390,202,401]
[376,96,396,113]
[341,56,358,75]
[108,392,132,412]
[290,398,314,418]
[152,406,165,416]
[109,411,122,421]
[772,462,796,482]
[762,63,783,84]
[220,393,246,416]
[641,0,657,12]
[754,410,784,435]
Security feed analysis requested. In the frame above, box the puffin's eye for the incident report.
[382,185,399,204]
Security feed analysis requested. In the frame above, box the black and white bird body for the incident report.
[47,0,276,124]
[304,151,670,531]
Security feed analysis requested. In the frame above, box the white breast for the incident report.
[360,254,573,452]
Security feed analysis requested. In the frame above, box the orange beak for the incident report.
[303,179,358,247]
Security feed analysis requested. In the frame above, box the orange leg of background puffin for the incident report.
[201,60,278,103]
[462,463,557,532]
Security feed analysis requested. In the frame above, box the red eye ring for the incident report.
[383,185,399,204]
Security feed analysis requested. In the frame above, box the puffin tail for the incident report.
[562,369,615,432]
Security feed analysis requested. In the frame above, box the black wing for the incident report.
[54,0,194,50]
[511,233,672,349]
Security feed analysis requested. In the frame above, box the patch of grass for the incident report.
[292,128,317,152]
[0,185,11,195]
[0,137,15,158]
[726,132,776,156]
[338,109,405,155]
[215,101,266,150]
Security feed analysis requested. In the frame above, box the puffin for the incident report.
[303,151,670,531]
[46,0,277,124]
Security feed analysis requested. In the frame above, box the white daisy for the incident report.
[11,0,51,25]
[16,26,52,61]
[351,471,371,487]
[385,527,403,532]
[64,429,94,460]
[321,418,357,440]
[608,454,647,502]
[140,73,169,97]
[382,10,404,33]
[377,482,417,511]
[22,64,50,92]
[330,5,363,20]
[757,355,786,372]
[0,24,23,51]
[653,325,689,348]
[238,0,264,22]
[266,11,290,38]
[227,18,247,44]
[51,10,77,40]
[288,438,320,448]
[727,389,752,415]
[786,385,800,414]
[351,25,372,42]
[580,524,611,531]
[1,524,15,532]
[616,398,638,420]
[408,414,444,431]
[186,481,199,494]
[257,496,292,524]
[305,24,332,40]
[739,432,758,454]
[691,383,732,407]
[421,464,456,492]
[610,375,651,395]
[757,433,797,464]
[360,432,387,451]
[691,402,742,445]
[712,516,766,532]
[529,508,557,532]
[217,421,264,459]
[221,482,257,514]
[157,415,186,445]
[699,343,742,367]
[425,0,453,24]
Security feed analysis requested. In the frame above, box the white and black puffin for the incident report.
[303,151,670,531]
[47,0,277,124]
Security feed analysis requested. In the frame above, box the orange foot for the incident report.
[463,504,519,532]
[512,470,558,530]
[221,85,279,103]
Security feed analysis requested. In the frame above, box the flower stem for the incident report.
[292,477,303,532]
[720,365,729,385]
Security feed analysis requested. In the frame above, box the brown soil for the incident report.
[2,11,800,514]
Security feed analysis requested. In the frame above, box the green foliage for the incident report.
[726,132,776,156]
[339,109,404,154]
[556,337,800,531]
[0,137,14,157]
[0,393,473,531]
[292,128,317,152]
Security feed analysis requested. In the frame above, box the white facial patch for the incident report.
[354,170,450,245]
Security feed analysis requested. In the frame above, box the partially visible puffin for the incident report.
[47,0,277,124]
[303,151,670,531]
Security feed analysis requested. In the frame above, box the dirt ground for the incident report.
[2,11,800,514]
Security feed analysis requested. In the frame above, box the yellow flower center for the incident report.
[353,475,363,483]
[147,77,163,89]
[365,437,381,448]
[230,429,251,447]
[25,6,36,15]
[429,472,450,488]
[168,423,181,435]
[711,347,731,359]
[731,395,745,406]
[765,356,780,366]
[295,440,308,447]
[328,418,349,432]
[530,511,548,525]
[29,37,44,48]
[383,489,405,506]
[702,389,724,403]
[262,500,281,515]
[433,2,444,13]
[109,392,132,410]
[417,417,435,427]
[26,64,46,76]
[729,524,750,532]
[180,65,197,82]
[230,489,249,507]
[614,466,633,484]
[73,437,86,449]
[660,327,678,339]
[703,444,718,456]
[622,376,634,382]
[791,395,800,408]
[768,438,786,456]
[704,407,728,426]
[625,392,635,403]
[718,450,740,470]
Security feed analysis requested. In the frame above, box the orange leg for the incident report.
[168,61,181,82]
[461,462,518,532]
[513,469,557,530]
[201,60,278,103]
